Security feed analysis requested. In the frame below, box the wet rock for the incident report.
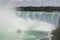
[17,29,22,33]
[52,27,60,40]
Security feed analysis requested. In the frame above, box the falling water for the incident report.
[17,11,60,28]
[16,11,60,40]
[0,7,60,40]
[0,0,60,40]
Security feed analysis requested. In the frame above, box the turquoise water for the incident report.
[16,11,60,27]
[16,11,60,40]
[0,32,22,40]
[0,11,60,40]
[0,30,49,40]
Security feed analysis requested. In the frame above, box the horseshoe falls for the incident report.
[16,11,60,40]
[0,9,60,40]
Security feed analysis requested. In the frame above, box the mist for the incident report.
[0,0,56,32]
[0,7,55,32]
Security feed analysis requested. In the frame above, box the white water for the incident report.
[0,6,59,40]
[0,0,59,40]
[0,7,55,32]
[0,7,25,32]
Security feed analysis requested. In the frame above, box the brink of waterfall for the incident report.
[0,6,60,40]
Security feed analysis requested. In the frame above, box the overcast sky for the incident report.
[0,0,60,7]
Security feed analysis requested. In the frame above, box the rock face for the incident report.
[17,29,22,33]
[52,27,60,40]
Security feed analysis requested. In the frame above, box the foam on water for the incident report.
[0,7,56,33]
[0,0,59,40]
[0,6,59,40]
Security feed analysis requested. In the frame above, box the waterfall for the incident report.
[16,11,60,40]
[0,7,60,40]
[17,11,60,28]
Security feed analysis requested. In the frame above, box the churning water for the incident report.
[0,7,60,40]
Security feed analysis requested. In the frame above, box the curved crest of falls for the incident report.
[15,11,60,40]
[17,11,60,28]
[0,9,60,40]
